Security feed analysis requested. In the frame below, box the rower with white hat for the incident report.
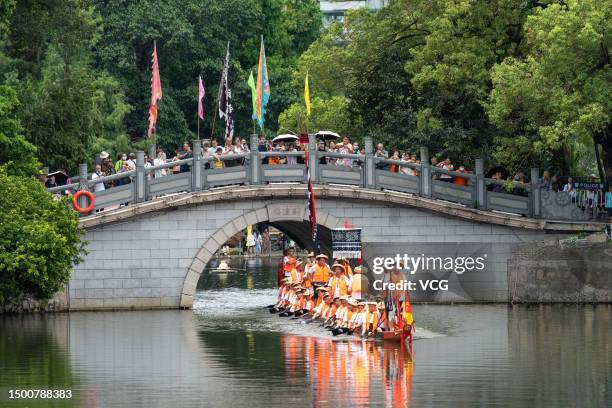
[312,254,331,294]
[330,263,350,298]
[331,297,359,336]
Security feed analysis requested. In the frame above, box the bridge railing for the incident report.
[50,135,591,221]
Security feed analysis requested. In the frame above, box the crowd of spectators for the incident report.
[40,135,612,217]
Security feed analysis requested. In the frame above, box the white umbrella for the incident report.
[315,130,341,140]
[272,134,299,143]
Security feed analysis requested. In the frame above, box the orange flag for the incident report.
[147,42,163,138]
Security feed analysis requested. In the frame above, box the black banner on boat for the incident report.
[332,228,362,259]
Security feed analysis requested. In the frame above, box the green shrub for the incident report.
[0,168,86,304]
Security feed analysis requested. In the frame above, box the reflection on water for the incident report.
[197,257,277,290]
[0,258,609,407]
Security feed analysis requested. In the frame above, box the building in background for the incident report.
[319,0,388,26]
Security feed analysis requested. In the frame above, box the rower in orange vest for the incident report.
[362,302,380,336]
[290,260,304,287]
[321,295,335,320]
[312,254,331,286]
[303,252,316,286]
[331,296,349,330]
[314,287,328,308]
[310,293,332,322]
[299,258,313,289]
[340,257,353,276]
[283,247,297,279]
[323,296,341,326]
[330,263,350,298]
[302,289,315,317]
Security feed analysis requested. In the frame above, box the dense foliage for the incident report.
[0,0,321,173]
[287,0,610,179]
[0,167,85,304]
[487,0,611,179]
[0,2,85,305]
[0,0,609,180]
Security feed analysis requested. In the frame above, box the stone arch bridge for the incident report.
[49,136,609,309]
[69,184,606,310]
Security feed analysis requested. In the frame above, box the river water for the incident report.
[0,257,610,407]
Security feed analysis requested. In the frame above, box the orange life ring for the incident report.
[72,190,95,214]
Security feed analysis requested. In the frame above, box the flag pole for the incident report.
[211,42,229,141]
[210,94,219,141]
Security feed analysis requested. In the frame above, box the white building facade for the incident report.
[319,0,388,25]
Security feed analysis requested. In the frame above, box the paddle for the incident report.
[363,314,385,339]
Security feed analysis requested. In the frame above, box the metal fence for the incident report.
[46,135,594,221]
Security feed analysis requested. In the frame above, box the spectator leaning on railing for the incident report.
[153,149,167,178]
[563,177,576,201]
[91,164,105,192]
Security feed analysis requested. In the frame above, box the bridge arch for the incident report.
[179,203,343,308]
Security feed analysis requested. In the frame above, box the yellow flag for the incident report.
[304,71,311,115]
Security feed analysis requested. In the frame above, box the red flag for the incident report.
[305,147,319,252]
[147,42,163,138]
[198,76,205,120]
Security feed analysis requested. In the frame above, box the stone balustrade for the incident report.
[46,135,593,221]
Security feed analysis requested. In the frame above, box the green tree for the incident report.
[2,0,130,174]
[0,84,39,177]
[405,0,544,165]
[15,48,130,173]
[93,0,321,150]
[487,0,611,181]
[0,167,86,304]
[294,5,428,150]
[278,96,359,137]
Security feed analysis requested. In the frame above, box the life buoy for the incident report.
[72,190,95,214]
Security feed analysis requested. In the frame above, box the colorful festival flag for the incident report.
[147,42,163,138]
[304,71,311,115]
[254,36,270,129]
[304,147,319,253]
[218,43,234,139]
[247,70,257,120]
[246,224,252,246]
[197,76,205,120]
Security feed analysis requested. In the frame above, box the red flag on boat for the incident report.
[197,76,205,120]
[147,42,163,138]
[305,147,319,253]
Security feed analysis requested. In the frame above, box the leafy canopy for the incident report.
[487,0,611,178]
[0,167,86,304]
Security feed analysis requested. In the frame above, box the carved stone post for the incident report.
[475,158,486,210]
[308,133,318,184]
[420,147,431,197]
[78,163,88,209]
[364,136,375,189]
[192,140,202,191]
[250,134,261,185]
[134,150,146,203]
[530,168,540,217]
